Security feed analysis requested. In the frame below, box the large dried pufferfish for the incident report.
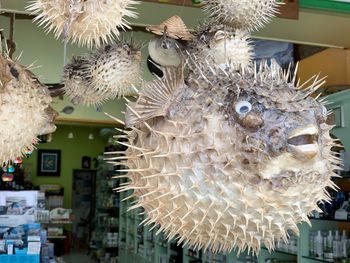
[109,60,340,255]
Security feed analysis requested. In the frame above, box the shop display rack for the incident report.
[90,155,120,263]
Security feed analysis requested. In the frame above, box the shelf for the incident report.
[44,221,73,224]
[47,236,67,239]
[302,256,335,262]
[310,218,350,223]
[186,254,201,260]
[261,247,297,256]
[97,207,119,211]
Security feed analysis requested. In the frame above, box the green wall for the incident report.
[22,125,107,208]
[326,90,350,154]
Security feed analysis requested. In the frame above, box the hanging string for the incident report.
[224,24,227,65]
[63,0,83,67]
[178,0,187,18]
[63,43,67,66]
[63,23,69,67]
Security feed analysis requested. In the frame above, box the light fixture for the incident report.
[88,133,94,140]
[68,132,74,139]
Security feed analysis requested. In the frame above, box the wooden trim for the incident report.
[0,1,299,23]
[142,0,299,19]
[279,0,299,20]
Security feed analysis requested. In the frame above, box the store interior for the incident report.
[0,1,350,263]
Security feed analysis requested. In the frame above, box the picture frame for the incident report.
[37,149,61,176]
[81,156,91,169]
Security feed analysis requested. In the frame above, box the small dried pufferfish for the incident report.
[27,0,139,48]
[111,60,341,255]
[63,42,142,106]
[0,54,53,164]
[202,0,281,31]
[188,25,254,69]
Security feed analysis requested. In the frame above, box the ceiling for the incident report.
[1,0,350,48]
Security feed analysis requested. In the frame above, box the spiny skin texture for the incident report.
[62,56,97,105]
[114,61,341,255]
[202,0,281,31]
[27,0,139,48]
[0,54,53,164]
[188,26,253,69]
[63,42,141,106]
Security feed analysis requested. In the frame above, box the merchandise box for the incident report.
[0,191,39,227]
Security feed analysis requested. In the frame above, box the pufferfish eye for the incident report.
[122,44,130,50]
[235,101,252,115]
[199,34,206,43]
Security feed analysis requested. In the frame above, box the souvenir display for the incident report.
[27,0,139,48]
[0,0,343,258]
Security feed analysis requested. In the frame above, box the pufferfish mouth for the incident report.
[287,125,319,157]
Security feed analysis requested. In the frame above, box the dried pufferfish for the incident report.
[147,16,193,67]
[27,0,139,48]
[202,0,281,31]
[146,16,253,70]
[0,54,54,164]
[188,25,254,69]
[109,60,341,255]
[63,42,142,106]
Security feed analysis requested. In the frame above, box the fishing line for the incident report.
[178,0,187,18]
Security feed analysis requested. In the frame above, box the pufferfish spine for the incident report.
[202,0,281,31]
[108,60,341,255]
[0,54,53,164]
[26,0,139,48]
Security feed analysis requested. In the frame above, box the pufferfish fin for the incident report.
[125,65,184,128]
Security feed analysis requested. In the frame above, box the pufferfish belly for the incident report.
[124,109,331,254]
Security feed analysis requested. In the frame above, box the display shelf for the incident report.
[89,155,120,263]
[310,218,350,223]
[302,256,334,262]
[47,220,73,224]
[47,235,67,239]
[261,247,297,256]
